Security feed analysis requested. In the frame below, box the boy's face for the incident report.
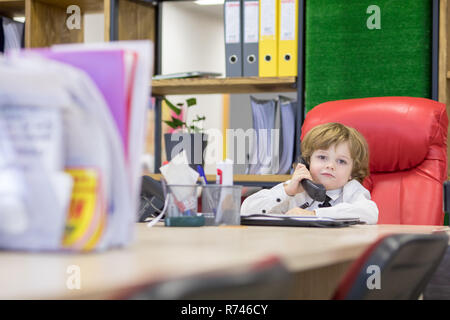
[309,142,353,190]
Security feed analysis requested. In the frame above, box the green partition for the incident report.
[305,0,432,113]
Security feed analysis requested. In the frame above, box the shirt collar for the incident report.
[297,187,342,203]
[326,188,343,201]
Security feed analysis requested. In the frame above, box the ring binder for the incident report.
[278,0,298,76]
[225,0,243,77]
[243,0,259,76]
[259,0,278,77]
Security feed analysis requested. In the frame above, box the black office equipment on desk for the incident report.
[138,176,165,222]
[241,214,363,228]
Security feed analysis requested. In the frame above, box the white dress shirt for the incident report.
[240,179,379,224]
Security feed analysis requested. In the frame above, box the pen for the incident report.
[198,165,216,215]
[197,165,208,185]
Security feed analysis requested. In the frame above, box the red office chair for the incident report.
[333,232,449,300]
[301,97,448,225]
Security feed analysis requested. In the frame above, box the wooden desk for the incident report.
[0,224,448,300]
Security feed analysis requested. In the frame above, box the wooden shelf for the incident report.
[34,0,103,13]
[0,0,24,17]
[145,173,290,187]
[151,76,298,96]
[0,0,103,17]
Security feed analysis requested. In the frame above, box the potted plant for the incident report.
[163,97,207,169]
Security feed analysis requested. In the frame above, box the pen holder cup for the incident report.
[165,184,204,227]
[201,185,242,226]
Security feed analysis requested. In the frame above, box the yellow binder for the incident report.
[278,0,298,76]
[259,0,278,77]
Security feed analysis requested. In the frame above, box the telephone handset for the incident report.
[297,156,327,202]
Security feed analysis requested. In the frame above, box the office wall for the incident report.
[84,13,104,43]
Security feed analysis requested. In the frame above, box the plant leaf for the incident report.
[163,117,185,129]
[192,115,205,123]
[186,98,197,107]
[163,97,182,115]
[163,120,178,129]
[171,117,185,128]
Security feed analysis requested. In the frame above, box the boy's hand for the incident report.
[286,207,316,216]
[284,163,313,196]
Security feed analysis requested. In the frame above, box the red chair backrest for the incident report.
[301,97,448,225]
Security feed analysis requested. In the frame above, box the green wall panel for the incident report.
[305,0,432,113]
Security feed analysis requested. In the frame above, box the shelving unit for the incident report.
[152,76,297,95]
[150,76,298,187]
[149,76,299,185]
[144,0,305,188]
[2,0,450,181]
[0,0,155,48]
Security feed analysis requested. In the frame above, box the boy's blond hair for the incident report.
[301,123,370,183]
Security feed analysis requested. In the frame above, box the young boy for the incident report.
[241,123,379,224]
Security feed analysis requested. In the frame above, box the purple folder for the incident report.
[29,49,129,151]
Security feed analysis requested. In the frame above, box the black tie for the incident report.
[318,195,332,208]
[299,202,309,209]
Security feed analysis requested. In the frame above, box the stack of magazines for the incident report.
[0,41,152,252]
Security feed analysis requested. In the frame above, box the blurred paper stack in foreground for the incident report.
[0,41,152,252]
